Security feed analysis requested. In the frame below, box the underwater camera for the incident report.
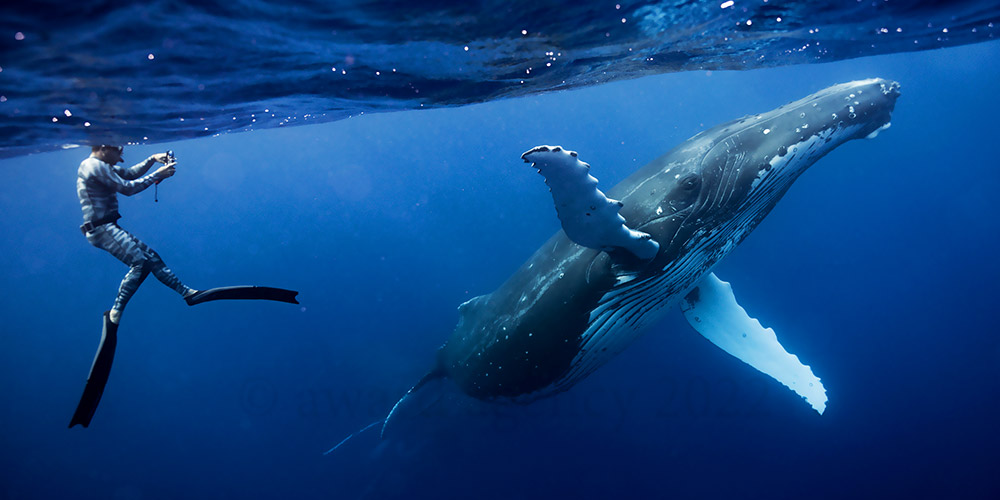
[154,150,176,202]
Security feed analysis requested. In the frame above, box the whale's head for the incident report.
[707,78,901,237]
[629,78,900,279]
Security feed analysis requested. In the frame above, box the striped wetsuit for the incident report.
[77,155,192,313]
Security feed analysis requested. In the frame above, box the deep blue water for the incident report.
[2,28,1000,500]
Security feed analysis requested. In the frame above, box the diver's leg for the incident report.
[88,225,146,322]
[109,264,149,323]
[105,228,193,298]
[90,225,191,321]
[141,246,195,298]
[91,226,298,308]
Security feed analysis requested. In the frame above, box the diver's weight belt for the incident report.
[80,212,121,234]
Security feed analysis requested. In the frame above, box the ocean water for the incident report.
[2,1,998,157]
[2,5,1000,500]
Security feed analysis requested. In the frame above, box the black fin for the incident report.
[69,311,119,428]
[185,286,299,306]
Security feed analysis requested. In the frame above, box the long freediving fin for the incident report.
[69,311,119,428]
[185,285,299,306]
[680,273,827,414]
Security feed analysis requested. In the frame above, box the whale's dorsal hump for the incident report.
[521,145,659,261]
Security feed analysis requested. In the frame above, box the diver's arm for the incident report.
[113,156,158,180]
[95,160,167,196]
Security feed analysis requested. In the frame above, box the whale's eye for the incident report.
[681,174,700,191]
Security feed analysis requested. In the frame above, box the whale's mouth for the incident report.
[864,79,900,135]
[746,80,900,194]
[632,79,902,233]
[756,78,901,174]
[663,78,903,272]
[870,80,901,135]
[809,78,901,140]
[866,121,892,139]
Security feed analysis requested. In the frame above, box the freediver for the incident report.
[69,145,299,428]
[78,145,190,323]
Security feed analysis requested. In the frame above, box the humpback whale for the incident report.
[336,78,901,448]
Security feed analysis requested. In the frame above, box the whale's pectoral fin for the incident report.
[680,273,827,414]
[521,145,659,261]
[380,370,448,439]
[323,369,447,456]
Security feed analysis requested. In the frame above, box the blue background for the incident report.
[1,41,998,498]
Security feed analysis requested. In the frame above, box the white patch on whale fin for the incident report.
[521,145,659,261]
[680,273,827,414]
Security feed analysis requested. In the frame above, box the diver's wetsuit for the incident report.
[77,156,192,313]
